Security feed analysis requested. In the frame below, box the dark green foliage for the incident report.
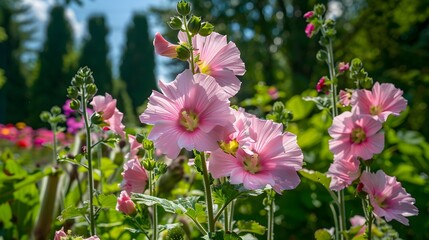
[0,0,32,123]
[79,15,113,95]
[29,5,74,127]
[120,13,156,116]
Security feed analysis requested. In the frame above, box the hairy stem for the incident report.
[200,152,215,237]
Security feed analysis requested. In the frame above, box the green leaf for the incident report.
[95,194,117,209]
[236,220,266,235]
[58,204,88,222]
[102,137,120,149]
[213,182,241,206]
[132,194,186,214]
[298,128,323,149]
[0,203,12,228]
[314,229,333,240]
[185,202,206,223]
[298,169,331,192]
[286,95,314,121]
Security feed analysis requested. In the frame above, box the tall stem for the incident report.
[267,189,275,240]
[81,86,96,236]
[182,16,196,74]
[200,152,215,237]
[149,170,158,240]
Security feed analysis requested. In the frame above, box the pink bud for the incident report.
[316,76,329,94]
[303,11,314,19]
[305,23,315,38]
[116,190,136,215]
[54,227,67,240]
[153,32,179,58]
[267,86,279,100]
[338,62,350,72]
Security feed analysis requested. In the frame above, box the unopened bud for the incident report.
[176,0,191,16]
[199,22,214,36]
[67,86,78,99]
[168,16,183,30]
[143,139,154,151]
[40,111,50,122]
[272,101,284,112]
[136,133,145,143]
[187,16,201,35]
[143,158,156,171]
[176,45,191,60]
[70,99,80,111]
[51,106,61,115]
[351,58,363,71]
[86,83,98,96]
[314,4,326,15]
[91,112,104,125]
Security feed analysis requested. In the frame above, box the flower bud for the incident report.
[143,158,156,171]
[314,4,326,15]
[176,0,191,16]
[187,16,201,35]
[67,86,78,99]
[40,111,51,122]
[351,58,363,71]
[51,106,61,115]
[143,139,154,151]
[199,22,214,36]
[168,16,183,30]
[136,133,145,143]
[316,76,330,94]
[84,75,95,84]
[70,99,80,110]
[325,28,336,38]
[303,11,314,19]
[272,101,284,113]
[338,62,350,73]
[91,112,104,125]
[86,83,98,96]
[116,191,136,215]
[361,77,373,89]
[166,226,185,240]
[305,23,315,38]
[176,44,191,60]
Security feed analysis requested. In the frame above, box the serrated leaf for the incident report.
[186,203,206,223]
[314,229,333,240]
[286,95,314,121]
[132,194,186,214]
[213,182,241,205]
[299,169,331,192]
[102,137,120,149]
[58,204,88,222]
[236,220,266,235]
[95,194,117,209]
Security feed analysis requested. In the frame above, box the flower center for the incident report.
[370,105,382,115]
[375,194,388,209]
[197,60,211,75]
[218,139,239,156]
[351,127,366,144]
[243,153,261,174]
[179,110,199,131]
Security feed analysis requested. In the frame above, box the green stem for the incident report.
[267,189,275,240]
[200,152,215,237]
[149,170,158,240]
[182,16,196,74]
[81,86,96,236]
[329,203,339,240]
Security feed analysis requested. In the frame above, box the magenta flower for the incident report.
[339,89,352,107]
[153,32,179,58]
[179,31,245,97]
[305,23,315,38]
[120,159,148,194]
[327,155,361,191]
[338,62,350,72]
[267,86,279,100]
[360,170,418,225]
[303,11,314,19]
[54,227,67,240]
[116,190,136,215]
[329,111,384,160]
[351,82,407,122]
[316,76,329,94]
[90,93,125,137]
[140,70,235,159]
[209,118,303,193]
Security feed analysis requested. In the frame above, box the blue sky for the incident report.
[24,0,174,79]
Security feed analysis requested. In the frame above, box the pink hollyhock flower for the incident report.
[327,155,361,191]
[339,89,352,107]
[305,23,315,38]
[267,86,279,100]
[350,215,366,235]
[116,190,136,215]
[54,227,67,240]
[126,135,142,160]
[90,93,125,137]
[316,76,329,94]
[209,118,303,193]
[338,62,350,72]
[140,70,235,159]
[329,112,384,160]
[178,31,245,97]
[33,129,67,148]
[303,11,314,19]
[62,99,74,117]
[120,158,148,194]
[153,32,179,58]
[360,170,418,225]
[351,82,407,122]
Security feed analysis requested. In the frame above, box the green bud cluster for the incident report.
[266,101,293,131]
[40,105,66,125]
[349,58,373,89]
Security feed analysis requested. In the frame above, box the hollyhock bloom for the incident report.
[267,86,279,100]
[116,190,136,215]
[351,82,407,122]
[209,118,303,193]
[120,158,148,194]
[54,227,67,240]
[316,76,329,94]
[329,111,384,160]
[350,215,366,235]
[327,155,361,191]
[140,70,235,159]
[338,62,350,72]
[339,89,352,107]
[33,129,68,148]
[305,23,315,38]
[303,11,314,19]
[90,93,125,137]
[178,31,245,97]
[126,135,142,160]
[153,32,179,58]
[360,170,418,225]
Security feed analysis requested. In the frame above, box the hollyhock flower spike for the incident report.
[329,111,384,160]
[121,158,148,194]
[360,170,418,225]
[327,155,361,191]
[209,118,303,193]
[351,82,407,122]
[178,31,245,97]
[153,32,179,58]
[116,190,136,215]
[140,69,235,159]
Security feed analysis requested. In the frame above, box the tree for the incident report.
[0,0,34,123]
[29,5,74,127]
[79,15,113,95]
[120,13,157,116]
